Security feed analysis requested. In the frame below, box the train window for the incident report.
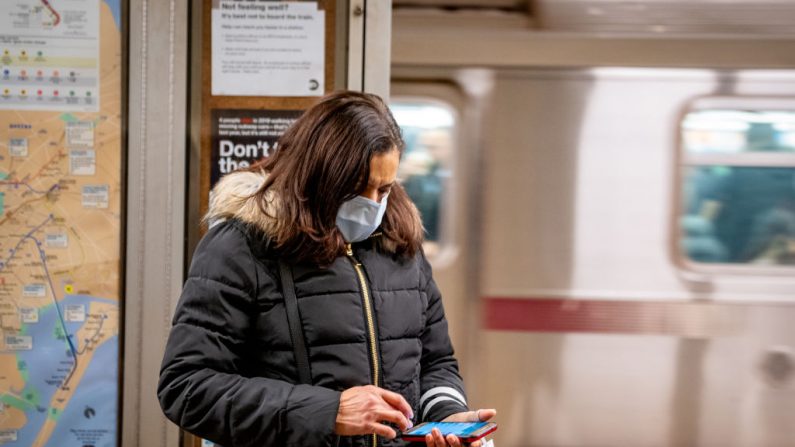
[390,100,456,255]
[679,102,795,267]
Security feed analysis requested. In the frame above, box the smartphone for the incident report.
[401,421,497,443]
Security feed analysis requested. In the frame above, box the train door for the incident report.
[389,73,494,400]
[390,83,469,366]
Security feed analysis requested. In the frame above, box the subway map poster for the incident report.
[0,0,123,446]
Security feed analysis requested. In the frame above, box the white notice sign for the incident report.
[0,430,18,442]
[211,0,325,97]
[66,121,95,149]
[45,233,68,248]
[82,184,109,208]
[9,138,28,157]
[20,307,38,323]
[65,304,86,322]
[23,284,46,297]
[70,149,96,175]
[5,335,33,350]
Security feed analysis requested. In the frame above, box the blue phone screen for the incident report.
[407,422,488,437]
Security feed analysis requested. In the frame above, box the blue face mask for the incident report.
[336,194,388,243]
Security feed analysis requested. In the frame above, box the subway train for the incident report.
[387,1,795,446]
[2,1,794,446]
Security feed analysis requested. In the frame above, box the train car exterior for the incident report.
[391,3,795,446]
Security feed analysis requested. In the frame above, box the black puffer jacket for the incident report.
[158,171,469,447]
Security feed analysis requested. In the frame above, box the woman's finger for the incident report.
[433,428,447,446]
[468,409,497,422]
[446,434,462,447]
[425,433,436,447]
[442,408,498,423]
[373,409,411,431]
[477,409,497,421]
[376,388,414,418]
[367,422,398,439]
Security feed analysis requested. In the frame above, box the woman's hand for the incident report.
[424,408,497,447]
[335,385,414,439]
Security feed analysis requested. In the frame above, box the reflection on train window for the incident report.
[683,110,795,154]
[680,109,795,266]
[390,101,456,253]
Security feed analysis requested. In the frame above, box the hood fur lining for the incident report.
[205,170,421,256]
[205,170,277,233]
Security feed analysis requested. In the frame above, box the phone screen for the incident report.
[404,422,490,437]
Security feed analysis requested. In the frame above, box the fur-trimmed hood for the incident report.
[205,170,276,234]
[205,169,424,254]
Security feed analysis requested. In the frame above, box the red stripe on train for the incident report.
[483,297,715,334]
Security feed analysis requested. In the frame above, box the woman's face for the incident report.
[360,147,399,203]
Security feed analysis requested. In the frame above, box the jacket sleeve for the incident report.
[157,222,341,447]
[417,253,470,422]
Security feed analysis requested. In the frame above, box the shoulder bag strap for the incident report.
[278,260,312,385]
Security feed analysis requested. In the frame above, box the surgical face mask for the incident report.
[336,194,388,243]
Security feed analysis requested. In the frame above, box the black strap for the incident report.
[278,260,312,385]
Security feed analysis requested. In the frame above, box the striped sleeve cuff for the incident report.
[419,386,468,421]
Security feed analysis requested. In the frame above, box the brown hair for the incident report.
[248,91,424,265]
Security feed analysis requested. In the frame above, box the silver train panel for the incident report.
[460,68,795,446]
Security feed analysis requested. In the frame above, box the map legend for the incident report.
[0,0,100,112]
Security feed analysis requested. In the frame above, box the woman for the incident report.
[158,91,495,447]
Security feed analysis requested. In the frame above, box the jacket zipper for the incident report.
[346,244,380,447]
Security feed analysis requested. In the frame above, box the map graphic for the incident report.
[0,1,122,446]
